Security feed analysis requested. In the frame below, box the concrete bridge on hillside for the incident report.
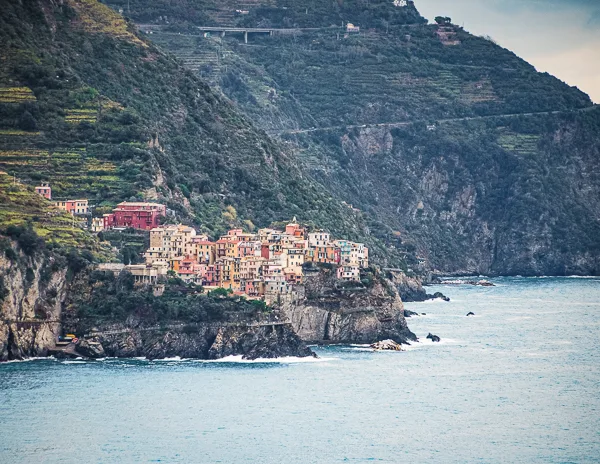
[138,24,322,43]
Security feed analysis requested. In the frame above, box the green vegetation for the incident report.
[104,0,425,29]
[73,270,270,329]
[0,172,112,258]
[0,0,405,268]
[117,0,600,275]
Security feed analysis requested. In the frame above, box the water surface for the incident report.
[1,277,599,463]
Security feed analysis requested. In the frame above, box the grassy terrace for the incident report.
[0,146,131,201]
[0,87,36,103]
[0,172,112,258]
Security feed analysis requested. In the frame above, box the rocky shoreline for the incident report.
[53,322,315,361]
[1,241,434,363]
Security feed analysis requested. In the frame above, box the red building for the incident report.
[103,202,166,231]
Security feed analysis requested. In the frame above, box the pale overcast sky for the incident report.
[415,0,600,102]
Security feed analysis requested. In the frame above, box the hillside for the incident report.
[106,0,600,275]
[0,0,409,267]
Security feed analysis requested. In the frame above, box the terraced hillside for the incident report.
[0,0,412,267]
[106,0,600,275]
[0,172,110,257]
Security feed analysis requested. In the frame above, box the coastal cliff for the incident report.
[83,322,313,360]
[0,235,315,361]
[61,269,316,360]
[0,238,67,361]
[280,267,416,345]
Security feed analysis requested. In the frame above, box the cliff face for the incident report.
[0,236,315,361]
[0,241,67,361]
[389,271,431,302]
[85,322,314,360]
[280,269,416,344]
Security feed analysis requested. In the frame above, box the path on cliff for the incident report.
[84,321,291,338]
[267,105,599,135]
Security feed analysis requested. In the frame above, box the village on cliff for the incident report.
[34,185,369,304]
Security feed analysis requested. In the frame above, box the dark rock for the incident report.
[432,292,450,302]
[466,312,475,317]
[426,333,441,342]
[92,322,315,360]
[404,309,420,318]
[208,325,316,360]
[75,339,105,358]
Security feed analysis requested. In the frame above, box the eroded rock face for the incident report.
[88,322,315,360]
[0,241,67,361]
[208,325,315,360]
[75,339,105,359]
[281,269,416,345]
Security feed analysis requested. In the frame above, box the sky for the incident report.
[414,0,600,102]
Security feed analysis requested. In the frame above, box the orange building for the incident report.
[54,199,89,215]
[193,239,215,264]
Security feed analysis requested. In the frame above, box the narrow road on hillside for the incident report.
[268,105,598,136]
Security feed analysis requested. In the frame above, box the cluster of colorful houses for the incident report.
[99,220,369,304]
[139,221,368,299]
[35,183,91,216]
[34,184,369,303]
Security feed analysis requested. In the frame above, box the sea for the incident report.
[1,277,599,463]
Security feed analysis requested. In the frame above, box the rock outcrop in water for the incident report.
[389,272,449,302]
[426,333,441,343]
[280,267,416,345]
[370,340,404,351]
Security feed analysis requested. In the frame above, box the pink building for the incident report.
[35,183,51,200]
[237,241,261,258]
[103,202,166,230]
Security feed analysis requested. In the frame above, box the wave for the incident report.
[418,298,451,304]
[404,337,462,350]
[195,355,336,364]
[61,360,87,364]
[1,356,57,364]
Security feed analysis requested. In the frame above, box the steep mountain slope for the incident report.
[107,0,600,275]
[0,0,407,266]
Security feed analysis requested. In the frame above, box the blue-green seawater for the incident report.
[1,277,599,463]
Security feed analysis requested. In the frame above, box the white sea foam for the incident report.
[196,355,336,364]
[62,360,87,364]
[403,337,461,350]
[1,356,57,364]
[421,298,451,304]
